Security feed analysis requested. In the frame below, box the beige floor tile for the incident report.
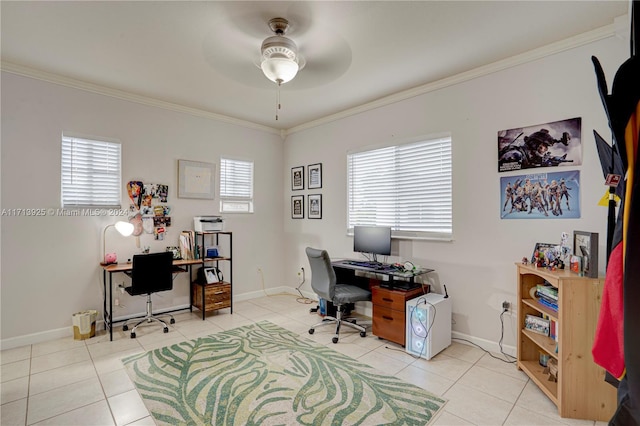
[1,346,31,365]
[87,337,142,359]
[1,376,29,405]
[443,382,514,425]
[27,377,105,424]
[31,400,115,426]
[29,360,97,396]
[504,405,568,425]
[357,349,410,376]
[1,397,27,425]
[1,359,30,383]
[99,369,135,398]
[30,346,90,374]
[441,341,485,364]
[126,416,157,425]
[515,382,593,426]
[412,353,474,381]
[31,337,86,358]
[474,351,525,381]
[456,364,527,404]
[395,364,455,396]
[107,389,149,426]
[432,410,476,425]
[92,348,144,376]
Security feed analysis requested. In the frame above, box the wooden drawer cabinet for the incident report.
[192,282,231,313]
[372,286,425,346]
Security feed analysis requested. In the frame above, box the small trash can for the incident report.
[72,310,98,340]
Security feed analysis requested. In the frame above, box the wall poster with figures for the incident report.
[500,170,580,219]
[498,117,582,172]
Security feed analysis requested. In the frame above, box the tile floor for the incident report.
[1,295,609,425]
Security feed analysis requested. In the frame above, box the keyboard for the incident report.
[345,260,393,271]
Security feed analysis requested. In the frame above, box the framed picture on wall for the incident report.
[178,159,215,199]
[308,163,322,189]
[308,194,322,219]
[573,231,598,278]
[291,195,304,219]
[291,166,304,191]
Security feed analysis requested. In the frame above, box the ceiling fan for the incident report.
[259,17,306,86]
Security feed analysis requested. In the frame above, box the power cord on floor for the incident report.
[452,308,516,364]
[257,267,314,304]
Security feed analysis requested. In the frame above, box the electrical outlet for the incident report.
[502,301,510,312]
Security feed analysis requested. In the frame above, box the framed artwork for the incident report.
[531,242,558,266]
[308,194,322,219]
[573,231,598,278]
[178,160,215,199]
[291,166,304,190]
[497,117,582,172]
[291,195,304,219]
[308,163,323,189]
[500,170,580,219]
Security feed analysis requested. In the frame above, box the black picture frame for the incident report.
[531,242,557,265]
[573,231,598,278]
[291,166,304,191]
[291,195,304,219]
[308,194,322,219]
[308,163,322,189]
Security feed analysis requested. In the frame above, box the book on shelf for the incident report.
[179,231,196,260]
[525,314,550,336]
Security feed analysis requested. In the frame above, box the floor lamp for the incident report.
[101,221,135,265]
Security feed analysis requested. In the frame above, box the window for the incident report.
[220,157,254,213]
[347,135,452,240]
[61,135,122,208]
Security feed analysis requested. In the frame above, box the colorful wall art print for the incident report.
[498,117,582,172]
[500,170,580,219]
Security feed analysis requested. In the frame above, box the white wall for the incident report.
[1,73,285,345]
[1,33,628,352]
[283,35,627,350]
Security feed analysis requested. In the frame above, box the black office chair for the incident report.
[122,251,176,338]
[306,247,371,343]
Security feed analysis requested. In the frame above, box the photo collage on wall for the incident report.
[127,181,171,240]
[498,117,582,220]
[291,163,323,219]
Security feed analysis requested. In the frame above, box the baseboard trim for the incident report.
[1,289,515,357]
[451,330,517,359]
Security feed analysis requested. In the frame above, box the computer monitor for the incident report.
[353,226,391,258]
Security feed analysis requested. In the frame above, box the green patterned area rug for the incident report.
[122,321,446,425]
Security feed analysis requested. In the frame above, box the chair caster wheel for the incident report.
[123,325,128,331]
[163,327,169,333]
[308,328,315,335]
[332,337,339,344]
[130,332,136,338]
[360,331,366,338]
[170,318,175,324]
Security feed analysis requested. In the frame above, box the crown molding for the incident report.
[1,16,625,139]
[285,19,623,136]
[0,61,281,136]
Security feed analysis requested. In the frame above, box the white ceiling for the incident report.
[0,1,630,132]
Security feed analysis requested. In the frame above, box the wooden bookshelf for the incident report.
[516,263,616,421]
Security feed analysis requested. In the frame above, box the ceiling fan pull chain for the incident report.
[276,80,282,121]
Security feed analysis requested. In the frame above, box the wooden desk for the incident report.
[101,258,202,341]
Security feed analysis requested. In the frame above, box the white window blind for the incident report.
[347,136,452,240]
[61,135,122,208]
[220,157,254,213]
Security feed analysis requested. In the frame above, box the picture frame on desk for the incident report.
[573,231,598,278]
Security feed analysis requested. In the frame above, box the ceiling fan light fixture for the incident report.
[260,34,299,84]
[261,57,299,84]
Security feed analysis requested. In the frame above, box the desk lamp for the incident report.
[101,221,135,265]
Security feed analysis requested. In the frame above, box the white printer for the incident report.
[193,216,224,232]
